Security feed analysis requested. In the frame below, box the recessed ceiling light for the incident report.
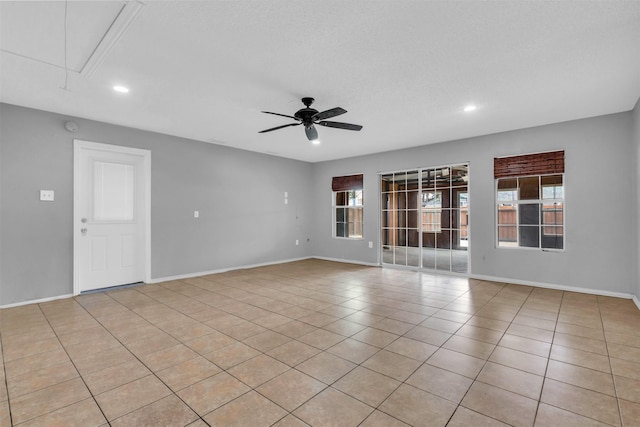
[464,105,477,112]
[113,85,129,93]
[311,139,321,145]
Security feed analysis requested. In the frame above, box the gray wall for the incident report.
[312,112,636,295]
[0,103,313,305]
[1,102,638,306]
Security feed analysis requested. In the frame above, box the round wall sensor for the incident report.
[64,121,79,133]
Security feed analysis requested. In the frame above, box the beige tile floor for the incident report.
[1,259,640,426]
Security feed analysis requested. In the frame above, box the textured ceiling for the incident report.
[1,1,640,162]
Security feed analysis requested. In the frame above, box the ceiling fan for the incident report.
[259,97,363,142]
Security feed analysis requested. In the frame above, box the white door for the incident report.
[74,140,150,293]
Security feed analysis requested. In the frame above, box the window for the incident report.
[459,192,469,247]
[333,174,363,239]
[495,151,564,250]
[93,161,134,221]
[542,182,564,237]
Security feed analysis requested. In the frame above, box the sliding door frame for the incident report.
[378,162,471,275]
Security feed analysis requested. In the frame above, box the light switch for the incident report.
[194,210,199,218]
[368,241,373,248]
[40,190,54,201]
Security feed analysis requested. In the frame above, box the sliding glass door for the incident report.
[381,164,469,273]
[381,171,420,267]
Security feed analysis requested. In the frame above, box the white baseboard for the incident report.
[151,260,640,307]
[149,256,313,284]
[0,293,74,309]
[4,261,639,311]
[470,273,635,300]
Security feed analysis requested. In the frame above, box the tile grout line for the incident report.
[105,280,338,424]
[345,278,520,425]
[440,281,526,426]
[537,294,625,426]
[599,297,626,427]
[530,288,564,427]
[34,302,112,427]
[159,275,375,425]
[58,294,213,427]
[133,276,337,424]
[198,277,433,425]
[100,276,365,425]
[0,328,15,427]
[332,277,499,426]
[101,290,245,427]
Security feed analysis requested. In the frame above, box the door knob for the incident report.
[81,228,87,235]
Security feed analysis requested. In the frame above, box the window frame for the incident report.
[495,173,565,251]
[541,183,564,237]
[332,183,364,240]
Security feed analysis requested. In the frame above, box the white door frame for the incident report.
[73,140,151,295]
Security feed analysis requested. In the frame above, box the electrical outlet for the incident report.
[40,190,54,201]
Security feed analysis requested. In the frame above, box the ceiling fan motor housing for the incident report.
[295,108,319,126]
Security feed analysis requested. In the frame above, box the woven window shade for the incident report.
[332,174,363,191]
[494,151,564,178]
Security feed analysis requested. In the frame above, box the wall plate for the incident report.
[40,190,54,201]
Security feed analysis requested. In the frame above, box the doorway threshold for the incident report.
[80,281,144,294]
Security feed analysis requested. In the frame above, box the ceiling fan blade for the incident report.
[318,121,363,131]
[262,111,299,120]
[258,123,301,133]
[305,125,319,141]
[312,107,347,121]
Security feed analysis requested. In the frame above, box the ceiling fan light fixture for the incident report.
[311,139,320,145]
[113,85,129,93]
[463,105,477,112]
[305,124,319,142]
